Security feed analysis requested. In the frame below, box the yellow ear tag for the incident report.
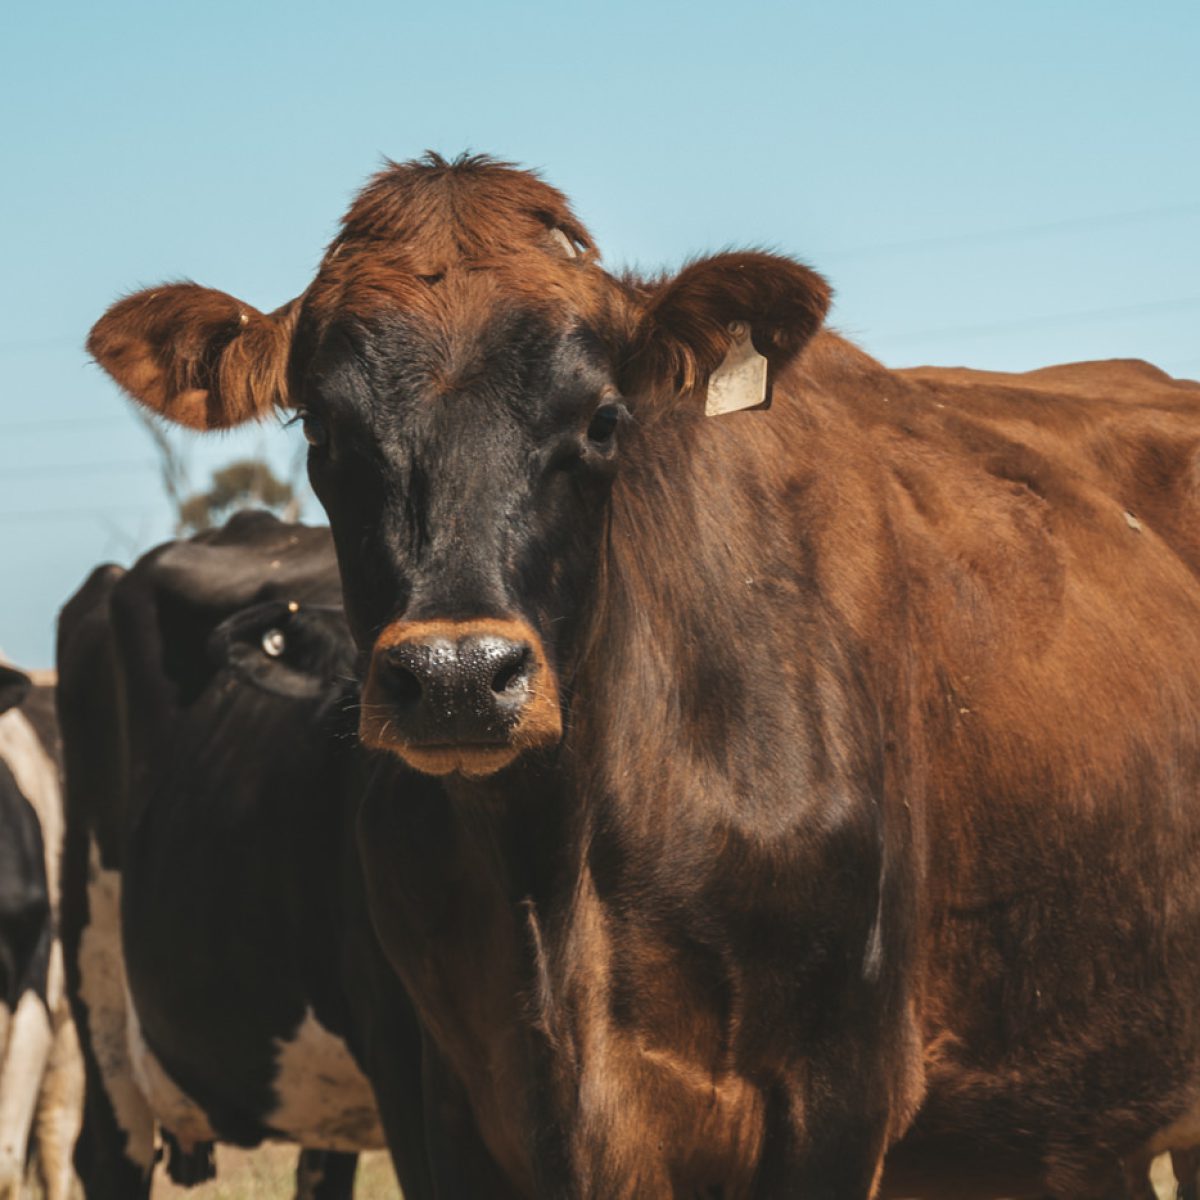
[705,321,771,417]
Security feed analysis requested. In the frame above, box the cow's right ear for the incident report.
[0,666,31,716]
[87,284,298,430]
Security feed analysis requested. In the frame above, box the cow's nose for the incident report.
[376,633,537,744]
[361,618,563,776]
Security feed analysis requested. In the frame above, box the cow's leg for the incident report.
[70,1021,154,1200]
[749,1096,888,1200]
[33,1001,84,1200]
[417,1038,524,1200]
[162,1130,216,1185]
[1042,1149,1142,1200]
[67,838,155,1199]
[752,1139,885,1199]
[350,990,437,1200]
[0,1002,9,1193]
[295,1149,358,1200]
[1120,1155,1160,1200]
[1173,1147,1200,1200]
[0,989,53,1198]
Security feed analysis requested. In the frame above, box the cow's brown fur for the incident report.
[89,153,1200,1199]
[87,286,296,429]
[334,154,597,268]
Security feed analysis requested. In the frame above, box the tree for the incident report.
[178,459,299,533]
[132,406,303,534]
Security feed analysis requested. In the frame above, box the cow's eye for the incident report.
[300,412,328,448]
[261,629,286,658]
[586,403,621,446]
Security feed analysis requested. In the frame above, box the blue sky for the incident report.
[2,0,1198,665]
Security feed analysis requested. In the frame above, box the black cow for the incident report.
[56,511,430,1199]
[0,664,83,1200]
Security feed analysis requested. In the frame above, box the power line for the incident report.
[867,295,1200,346]
[1,415,133,435]
[821,201,1200,261]
[0,336,80,354]
[0,459,157,481]
[0,504,157,523]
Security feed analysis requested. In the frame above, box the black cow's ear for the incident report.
[0,666,31,716]
[88,286,299,431]
[620,252,831,410]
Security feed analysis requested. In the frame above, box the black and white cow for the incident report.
[0,663,84,1200]
[56,511,431,1200]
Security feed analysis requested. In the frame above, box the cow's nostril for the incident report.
[381,659,423,708]
[364,624,562,760]
[491,647,532,695]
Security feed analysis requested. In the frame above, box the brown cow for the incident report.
[88,153,1200,1198]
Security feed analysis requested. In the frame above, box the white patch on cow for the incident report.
[77,836,156,1171]
[35,1008,84,1200]
[268,1008,384,1151]
[0,990,52,1191]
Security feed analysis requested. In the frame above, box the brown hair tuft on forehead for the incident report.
[330,151,598,270]
[300,153,622,336]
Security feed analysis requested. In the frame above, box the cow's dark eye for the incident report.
[586,404,621,445]
[261,628,286,658]
[301,412,328,448]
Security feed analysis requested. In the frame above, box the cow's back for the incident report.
[819,352,1200,1193]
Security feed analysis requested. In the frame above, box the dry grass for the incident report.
[23,1141,1186,1197]
[144,1146,1182,1199]
[150,1145,401,1199]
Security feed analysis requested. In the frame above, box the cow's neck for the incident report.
[359,758,567,1191]
[540,389,917,1187]
[362,366,922,1190]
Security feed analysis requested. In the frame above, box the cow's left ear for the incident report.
[0,666,31,716]
[88,284,298,431]
[620,252,832,408]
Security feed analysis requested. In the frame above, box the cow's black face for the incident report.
[295,304,623,777]
[87,149,833,783]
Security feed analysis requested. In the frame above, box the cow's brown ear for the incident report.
[621,252,832,402]
[87,284,298,430]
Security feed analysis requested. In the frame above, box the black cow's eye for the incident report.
[261,628,286,658]
[586,403,621,445]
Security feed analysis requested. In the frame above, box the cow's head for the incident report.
[89,154,830,778]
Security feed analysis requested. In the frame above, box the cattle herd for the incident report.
[0,152,1198,1198]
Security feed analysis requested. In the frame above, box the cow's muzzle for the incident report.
[360,617,562,777]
